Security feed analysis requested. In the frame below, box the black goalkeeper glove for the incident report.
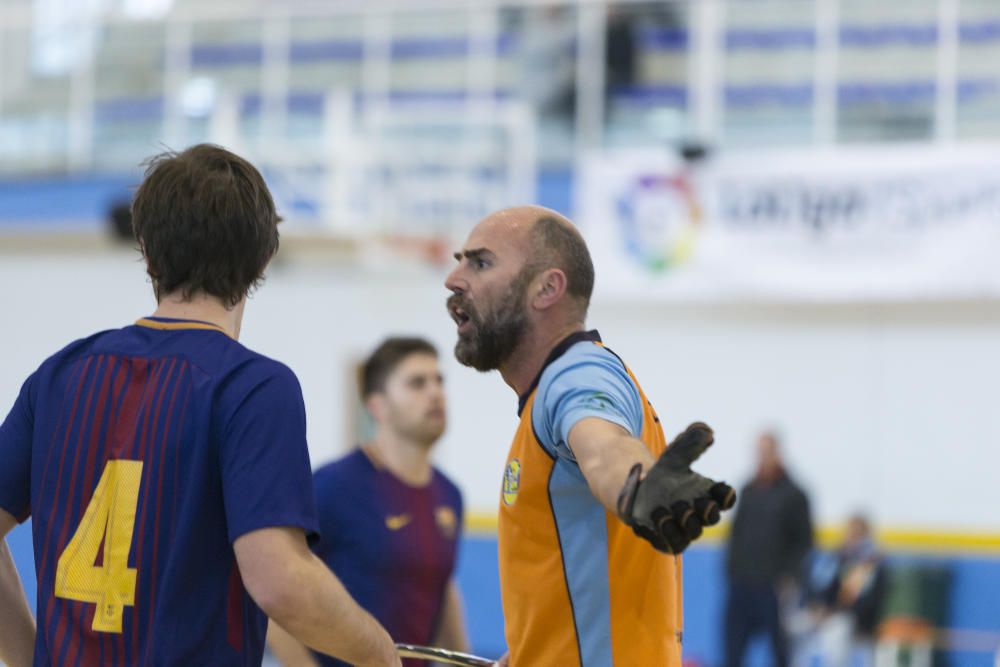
[616,422,736,555]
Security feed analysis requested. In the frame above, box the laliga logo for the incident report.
[615,172,702,273]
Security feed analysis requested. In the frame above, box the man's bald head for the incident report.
[483,206,595,316]
[529,212,595,312]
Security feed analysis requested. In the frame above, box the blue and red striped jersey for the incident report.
[310,449,463,667]
[0,317,319,667]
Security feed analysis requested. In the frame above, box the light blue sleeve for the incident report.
[531,342,644,463]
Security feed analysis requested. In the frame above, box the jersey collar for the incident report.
[517,329,602,416]
[134,316,232,338]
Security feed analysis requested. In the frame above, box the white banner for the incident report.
[577,145,1000,301]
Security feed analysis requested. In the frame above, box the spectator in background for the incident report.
[107,199,134,243]
[511,3,684,127]
[801,514,888,667]
[605,5,637,95]
[725,431,814,667]
[603,3,685,125]
[512,6,577,123]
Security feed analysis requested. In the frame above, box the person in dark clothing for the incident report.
[605,6,636,93]
[724,431,813,667]
[801,514,888,667]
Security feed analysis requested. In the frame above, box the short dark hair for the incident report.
[530,215,595,313]
[131,144,281,307]
[360,337,438,398]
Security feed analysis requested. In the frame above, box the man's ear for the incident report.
[533,268,568,311]
[366,393,385,422]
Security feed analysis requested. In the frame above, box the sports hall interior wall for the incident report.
[1,179,998,665]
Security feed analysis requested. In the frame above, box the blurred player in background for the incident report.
[0,144,399,667]
[724,431,813,667]
[444,206,736,667]
[268,337,468,667]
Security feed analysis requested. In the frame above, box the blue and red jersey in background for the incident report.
[310,448,463,667]
[0,317,318,666]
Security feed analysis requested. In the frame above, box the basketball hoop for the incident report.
[379,232,454,269]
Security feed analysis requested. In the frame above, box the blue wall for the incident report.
[458,537,1000,666]
[0,176,137,229]
[7,523,999,665]
[7,521,35,613]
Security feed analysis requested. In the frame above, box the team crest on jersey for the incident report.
[502,459,521,506]
[435,506,458,538]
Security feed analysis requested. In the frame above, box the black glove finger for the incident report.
[709,482,737,510]
[631,523,671,553]
[650,506,672,532]
[663,422,714,469]
[695,497,721,526]
[657,518,691,554]
[670,501,702,540]
[648,507,678,553]
[652,507,691,552]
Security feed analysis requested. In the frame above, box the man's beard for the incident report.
[450,268,534,372]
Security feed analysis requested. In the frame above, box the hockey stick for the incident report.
[395,643,496,666]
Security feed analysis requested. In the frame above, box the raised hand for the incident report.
[617,422,736,554]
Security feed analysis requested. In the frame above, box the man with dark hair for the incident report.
[445,206,736,666]
[269,337,468,667]
[0,144,399,667]
[130,143,281,307]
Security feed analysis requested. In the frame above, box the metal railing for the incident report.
[2,0,1000,229]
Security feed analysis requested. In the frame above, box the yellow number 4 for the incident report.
[55,460,144,633]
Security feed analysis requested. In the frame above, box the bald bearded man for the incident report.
[444,207,736,667]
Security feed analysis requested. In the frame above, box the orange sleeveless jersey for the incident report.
[498,333,683,666]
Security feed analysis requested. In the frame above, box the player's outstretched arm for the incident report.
[235,526,401,667]
[568,417,659,514]
[0,510,35,667]
[568,419,736,554]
